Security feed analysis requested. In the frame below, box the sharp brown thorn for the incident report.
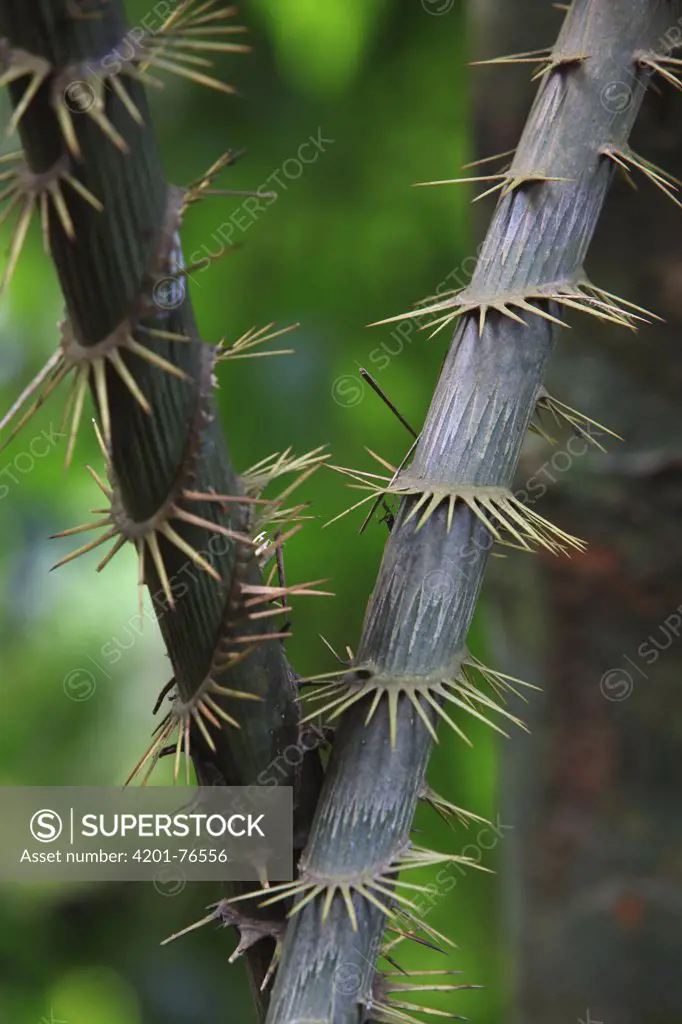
[146,532,175,610]
[0,349,64,435]
[64,370,89,468]
[172,506,254,544]
[108,348,152,413]
[125,336,189,379]
[50,527,118,570]
[50,517,111,538]
[159,521,222,581]
[96,533,127,572]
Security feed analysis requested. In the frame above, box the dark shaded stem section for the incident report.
[0,0,311,1011]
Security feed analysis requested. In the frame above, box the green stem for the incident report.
[0,0,317,1010]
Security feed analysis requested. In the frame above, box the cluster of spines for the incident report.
[601,144,682,210]
[326,445,586,556]
[413,146,572,205]
[531,388,621,452]
[0,2,249,295]
[124,557,331,787]
[0,228,295,469]
[327,352,622,558]
[373,275,658,341]
[370,968,482,1024]
[303,652,536,749]
[228,842,486,946]
[637,49,682,94]
[161,899,285,993]
[161,784,488,996]
[369,14,682,348]
[165,900,479,1013]
[0,315,193,469]
[0,151,103,291]
[0,2,248,153]
[50,425,247,600]
[47,428,330,785]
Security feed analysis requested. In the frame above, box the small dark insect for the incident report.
[379,499,395,531]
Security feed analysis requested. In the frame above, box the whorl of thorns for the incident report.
[0,4,252,297]
[303,652,536,749]
[0,151,103,291]
[420,784,489,831]
[373,275,657,340]
[414,166,572,205]
[229,843,489,951]
[124,547,332,786]
[0,2,248,158]
[327,448,585,555]
[602,144,682,210]
[114,443,332,785]
[0,146,294,465]
[531,389,621,452]
[0,313,298,468]
[127,665,261,788]
[50,424,330,606]
[126,548,334,787]
[370,968,483,1024]
[161,899,285,993]
[50,435,256,610]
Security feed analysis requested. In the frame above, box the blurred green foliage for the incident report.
[0,1,511,1021]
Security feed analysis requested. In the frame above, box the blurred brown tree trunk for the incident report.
[473,3,682,1023]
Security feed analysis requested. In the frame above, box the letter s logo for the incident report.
[30,809,63,843]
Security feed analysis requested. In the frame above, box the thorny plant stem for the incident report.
[262,3,679,1022]
[0,0,321,1012]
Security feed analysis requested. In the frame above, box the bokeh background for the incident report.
[1,1,681,1022]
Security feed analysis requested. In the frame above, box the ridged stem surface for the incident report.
[265,3,676,1021]
[0,0,311,1011]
